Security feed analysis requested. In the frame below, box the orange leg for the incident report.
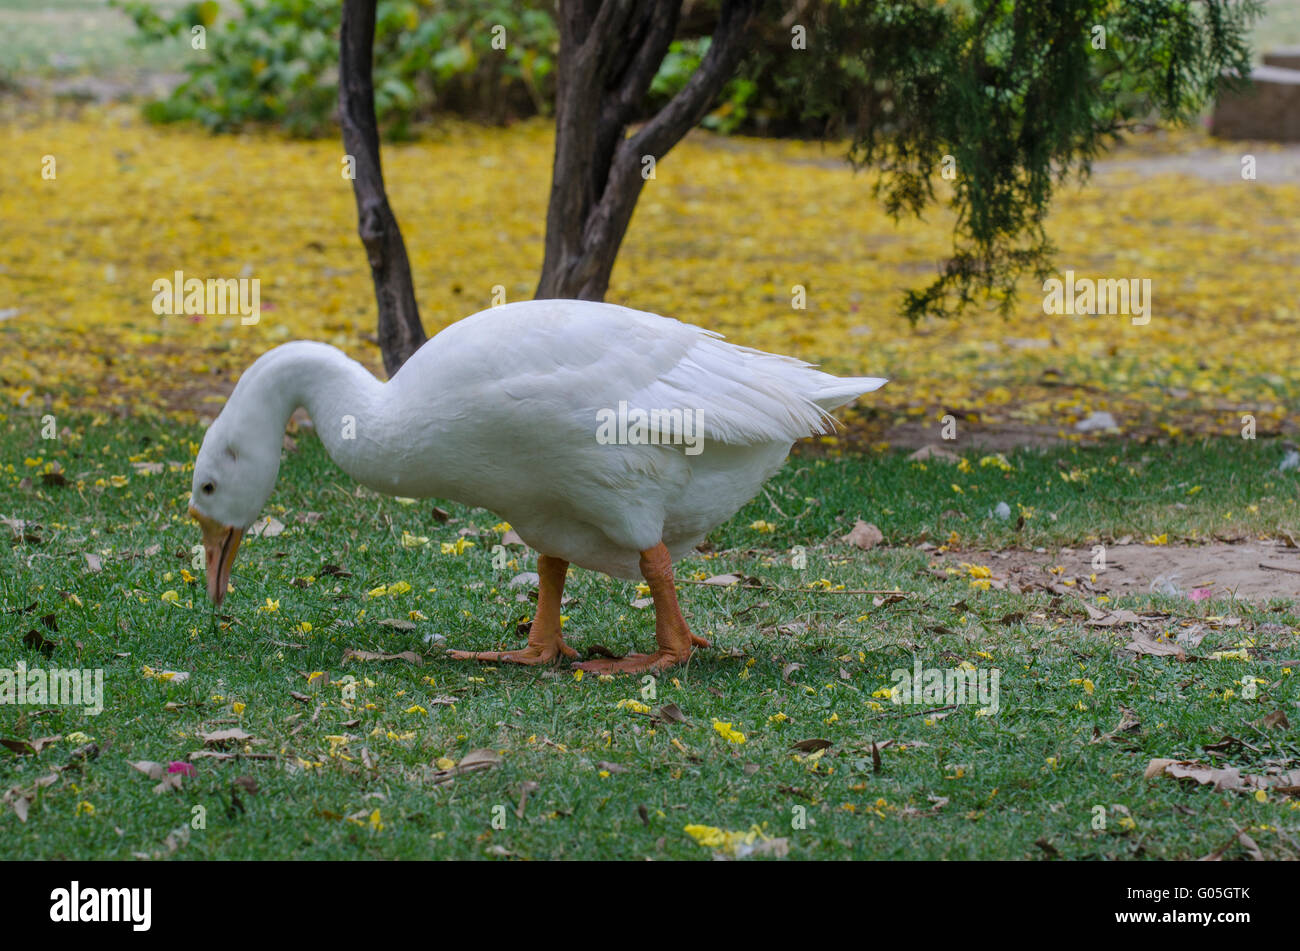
[574,543,709,675]
[447,554,577,665]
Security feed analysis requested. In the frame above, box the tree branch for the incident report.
[339,0,426,376]
[629,0,759,158]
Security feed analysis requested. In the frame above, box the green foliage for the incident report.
[114,0,558,136]
[790,0,1262,323]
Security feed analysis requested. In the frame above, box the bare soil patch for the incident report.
[933,540,1300,602]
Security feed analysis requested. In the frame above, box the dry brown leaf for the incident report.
[0,735,60,755]
[129,760,167,780]
[1145,759,1243,791]
[1200,827,1265,861]
[248,516,285,538]
[1124,634,1187,661]
[457,748,502,769]
[789,738,833,752]
[1095,705,1142,742]
[1088,609,1145,627]
[841,519,884,550]
[342,648,422,666]
[655,703,687,724]
[515,780,538,818]
[907,445,960,464]
[701,573,743,585]
[1261,709,1291,730]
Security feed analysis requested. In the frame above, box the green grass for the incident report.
[2,412,1298,859]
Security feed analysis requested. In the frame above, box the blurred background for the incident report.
[1,0,1297,449]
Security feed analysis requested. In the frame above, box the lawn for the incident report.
[3,414,1298,859]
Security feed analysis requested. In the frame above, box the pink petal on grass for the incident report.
[167,762,197,776]
[1189,588,1213,602]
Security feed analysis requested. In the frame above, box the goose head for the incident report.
[189,409,283,605]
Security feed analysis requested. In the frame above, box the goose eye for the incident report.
[202,482,215,495]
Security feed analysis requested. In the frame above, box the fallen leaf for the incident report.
[655,703,687,724]
[1088,609,1145,627]
[907,445,960,464]
[248,516,285,538]
[342,648,422,666]
[1145,759,1242,792]
[129,760,167,780]
[1124,634,1187,661]
[1095,705,1142,742]
[0,735,60,755]
[841,519,884,550]
[1200,827,1265,861]
[789,738,833,752]
[457,748,502,769]
[22,628,57,656]
[1261,710,1291,730]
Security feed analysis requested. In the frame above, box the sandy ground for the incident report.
[934,539,1300,602]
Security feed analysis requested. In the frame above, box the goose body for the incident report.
[190,299,885,671]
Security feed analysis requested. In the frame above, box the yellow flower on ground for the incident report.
[711,719,747,744]
[440,538,476,556]
[683,823,771,856]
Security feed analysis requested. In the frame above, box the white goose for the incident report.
[189,299,885,673]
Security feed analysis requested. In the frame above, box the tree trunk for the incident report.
[535,0,758,301]
[339,0,427,376]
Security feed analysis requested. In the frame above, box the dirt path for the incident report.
[934,540,1300,602]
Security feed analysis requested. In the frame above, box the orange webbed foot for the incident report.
[573,647,691,675]
[446,639,577,666]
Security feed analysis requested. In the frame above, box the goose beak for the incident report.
[189,505,243,606]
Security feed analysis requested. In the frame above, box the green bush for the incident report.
[117,0,878,139]
[114,0,559,137]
